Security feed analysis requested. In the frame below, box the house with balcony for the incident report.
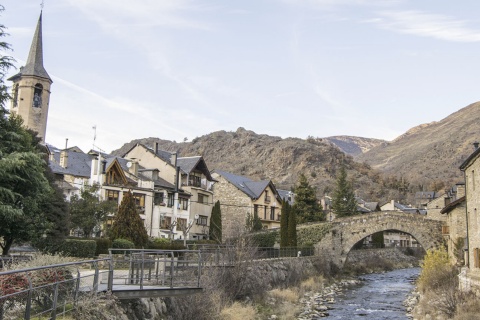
[48,145,176,238]
[122,142,215,240]
[211,170,283,240]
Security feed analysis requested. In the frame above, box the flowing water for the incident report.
[327,268,420,319]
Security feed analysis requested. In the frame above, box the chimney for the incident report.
[101,159,107,174]
[129,160,138,176]
[474,142,479,150]
[154,142,159,154]
[456,183,466,199]
[60,150,68,168]
[170,152,177,166]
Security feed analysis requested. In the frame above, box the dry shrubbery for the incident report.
[165,236,332,320]
[219,302,257,320]
[415,247,468,319]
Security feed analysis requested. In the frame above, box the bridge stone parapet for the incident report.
[313,211,444,267]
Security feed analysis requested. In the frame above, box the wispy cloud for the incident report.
[369,10,480,42]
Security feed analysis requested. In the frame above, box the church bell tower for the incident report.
[8,12,52,144]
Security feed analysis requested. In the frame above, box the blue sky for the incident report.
[3,1,480,153]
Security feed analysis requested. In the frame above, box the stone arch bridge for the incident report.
[312,211,444,266]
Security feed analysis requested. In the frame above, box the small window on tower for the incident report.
[12,84,19,108]
[33,83,43,108]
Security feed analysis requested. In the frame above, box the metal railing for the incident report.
[0,258,109,320]
[254,247,315,259]
[108,249,203,290]
[0,249,206,319]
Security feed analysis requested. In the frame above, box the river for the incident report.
[327,268,420,319]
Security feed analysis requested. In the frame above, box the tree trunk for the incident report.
[1,237,13,256]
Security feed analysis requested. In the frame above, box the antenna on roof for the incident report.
[92,125,97,150]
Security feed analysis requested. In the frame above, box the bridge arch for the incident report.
[314,211,444,266]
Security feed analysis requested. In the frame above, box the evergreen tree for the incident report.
[280,200,289,247]
[252,210,263,232]
[332,164,358,217]
[69,184,117,237]
[209,200,222,243]
[110,191,149,248]
[292,174,324,223]
[287,202,297,247]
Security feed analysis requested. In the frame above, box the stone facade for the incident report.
[460,146,480,283]
[211,172,283,240]
[211,174,255,239]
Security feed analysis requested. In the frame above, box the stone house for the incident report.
[415,191,440,209]
[440,193,466,264]
[459,143,480,288]
[122,143,215,240]
[211,170,283,239]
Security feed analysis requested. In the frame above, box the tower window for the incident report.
[33,83,43,108]
[12,84,19,108]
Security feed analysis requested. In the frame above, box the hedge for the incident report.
[95,238,112,256]
[112,238,135,249]
[61,239,96,258]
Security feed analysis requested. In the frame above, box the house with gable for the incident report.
[459,142,480,290]
[48,145,177,238]
[48,145,94,201]
[211,170,283,239]
[122,142,215,240]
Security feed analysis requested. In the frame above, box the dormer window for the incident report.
[33,83,43,108]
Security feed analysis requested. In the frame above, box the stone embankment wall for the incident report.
[345,247,423,266]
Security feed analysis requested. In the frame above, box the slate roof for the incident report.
[440,196,466,214]
[8,13,51,82]
[214,170,271,199]
[177,156,214,181]
[138,170,175,190]
[278,189,294,205]
[49,149,93,178]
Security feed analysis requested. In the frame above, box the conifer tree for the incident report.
[280,200,289,247]
[293,174,324,223]
[110,191,149,247]
[332,164,358,217]
[209,200,222,243]
[287,202,297,247]
[252,210,263,232]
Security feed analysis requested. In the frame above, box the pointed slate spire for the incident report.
[20,11,51,81]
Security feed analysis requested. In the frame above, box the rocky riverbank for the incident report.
[296,279,361,319]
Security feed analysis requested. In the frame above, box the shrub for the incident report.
[251,230,278,247]
[220,302,256,320]
[416,247,461,318]
[147,238,186,251]
[111,238,135,249]
[417,247,451,292]
[94,238,112,256]
[61,239,96,258]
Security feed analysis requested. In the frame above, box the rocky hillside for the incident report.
[356,101,480,190]
[112,128,404,203]
[324,136,386,156]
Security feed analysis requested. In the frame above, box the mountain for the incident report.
[112,128,404,203]
[356,101,480,190]
[323,136,386,156]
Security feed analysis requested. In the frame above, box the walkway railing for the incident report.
[0,249,205,319]
[0,258,109,320]
[107,249,203,291]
